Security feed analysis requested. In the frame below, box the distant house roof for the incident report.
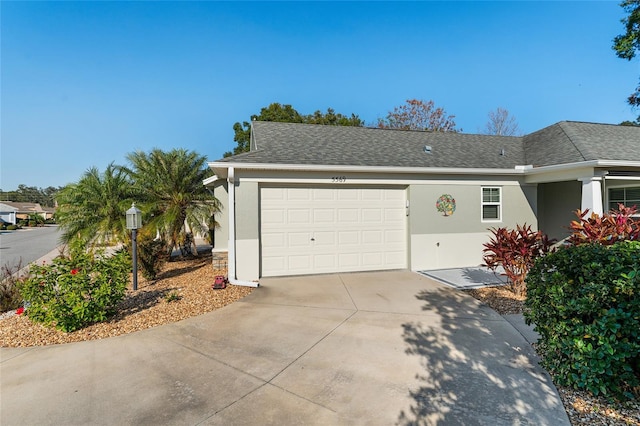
[0,202,44,213]
[212,120,640,172]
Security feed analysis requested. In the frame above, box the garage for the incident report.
[260,185,408,276]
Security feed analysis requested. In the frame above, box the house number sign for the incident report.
[331,176,347,183]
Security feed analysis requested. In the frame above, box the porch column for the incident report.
[578,176,603,216]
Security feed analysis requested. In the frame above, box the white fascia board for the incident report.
[525,160,640,176]
[207,162,526,176]
[202,175,220,186]
[595,160,640,168]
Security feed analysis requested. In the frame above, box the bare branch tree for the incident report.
[482,107,521,136]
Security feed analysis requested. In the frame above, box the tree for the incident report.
[613,0,640,118]
[0,185,62,207]
[55,164,137,249]
[305,108,364,126]
[225,103,364,157]
[377,99,459,132]
[482,107,521,136]
[125,148,219,256]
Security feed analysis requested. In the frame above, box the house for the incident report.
[206,120,640,283]
[0,203,19,225]
[0,202,51,224]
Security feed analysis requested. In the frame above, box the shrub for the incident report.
[137,229,167,280]
[18,250,131,332]
[0,262,24,312]
[525,241,640,399]
[6,225,18,231]
[482,224,555,296]
[568,204,640,245]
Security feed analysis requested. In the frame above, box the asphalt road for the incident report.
[0,225,62,271]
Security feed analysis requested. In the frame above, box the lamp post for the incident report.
[126,203,142,291]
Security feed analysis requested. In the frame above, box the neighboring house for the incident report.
[0,202,51,222]
[0,203,19,225]
[206,120,640,282]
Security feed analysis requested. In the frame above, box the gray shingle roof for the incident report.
[215,120,640,170]
[219,121,523,169]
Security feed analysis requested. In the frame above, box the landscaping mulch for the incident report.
[0,252,253,347]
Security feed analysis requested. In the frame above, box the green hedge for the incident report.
[525,241,640,399]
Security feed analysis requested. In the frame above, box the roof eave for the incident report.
[207,161,527,178]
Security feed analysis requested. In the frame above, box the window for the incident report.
[482,187,501,221]
[608,186,640,211]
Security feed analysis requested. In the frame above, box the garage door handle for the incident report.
[310,238,315,241]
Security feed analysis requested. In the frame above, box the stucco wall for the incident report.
[212,182,229,251]
[234,179,260,280]
[537,180,581,242]
[409,182,537,270]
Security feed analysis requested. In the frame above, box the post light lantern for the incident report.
[126,203,142,291]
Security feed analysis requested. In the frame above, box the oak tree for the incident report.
[613,0,640,118]
[225,103,363,157]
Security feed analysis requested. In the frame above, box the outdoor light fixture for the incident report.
[126,203,142,291]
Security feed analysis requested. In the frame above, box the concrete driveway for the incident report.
[0,271,569,425]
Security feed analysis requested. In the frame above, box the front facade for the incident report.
[207,121,640,282]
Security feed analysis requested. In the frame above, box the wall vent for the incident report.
[424,145,432,154]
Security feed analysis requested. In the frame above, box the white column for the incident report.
[579,177,603,216]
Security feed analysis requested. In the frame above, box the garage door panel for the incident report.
[262,210,285,225]
[287,188,311,200]
[261,186,407,277]
[337,209,359,222]
[313,209,335,223]
[362,252,383,266]
[385,229,405,244]
[312,189,335,201]
[313,231,335,245]
[362,189,383,201]
[337,189,359,201]
[289,255,311,271]
[288,209,311,224]
[362,209,382,223]
[384,208,405,222]
[338,231,359,245]
[288,232,312,247]
[262,233,286,249]
[362,230,383,244]
[314,254,337,269]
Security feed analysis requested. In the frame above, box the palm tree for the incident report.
[124,148,219,256]
[55,164,138,249]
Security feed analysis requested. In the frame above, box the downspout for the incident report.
[227,167,260,287]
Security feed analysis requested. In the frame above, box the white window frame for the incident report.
[481,187,502,222]
[606,184,640,216]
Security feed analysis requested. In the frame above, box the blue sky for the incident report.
[1,1,638,190]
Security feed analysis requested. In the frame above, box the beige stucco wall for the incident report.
[408,182,537,270]
[537,180,581,242]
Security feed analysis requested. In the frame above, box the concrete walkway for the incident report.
[0,271,569,425]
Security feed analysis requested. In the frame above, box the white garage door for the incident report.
[260,186,407,277]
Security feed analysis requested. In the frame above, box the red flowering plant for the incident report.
[483,224,556,296]
[18,249,131,332]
